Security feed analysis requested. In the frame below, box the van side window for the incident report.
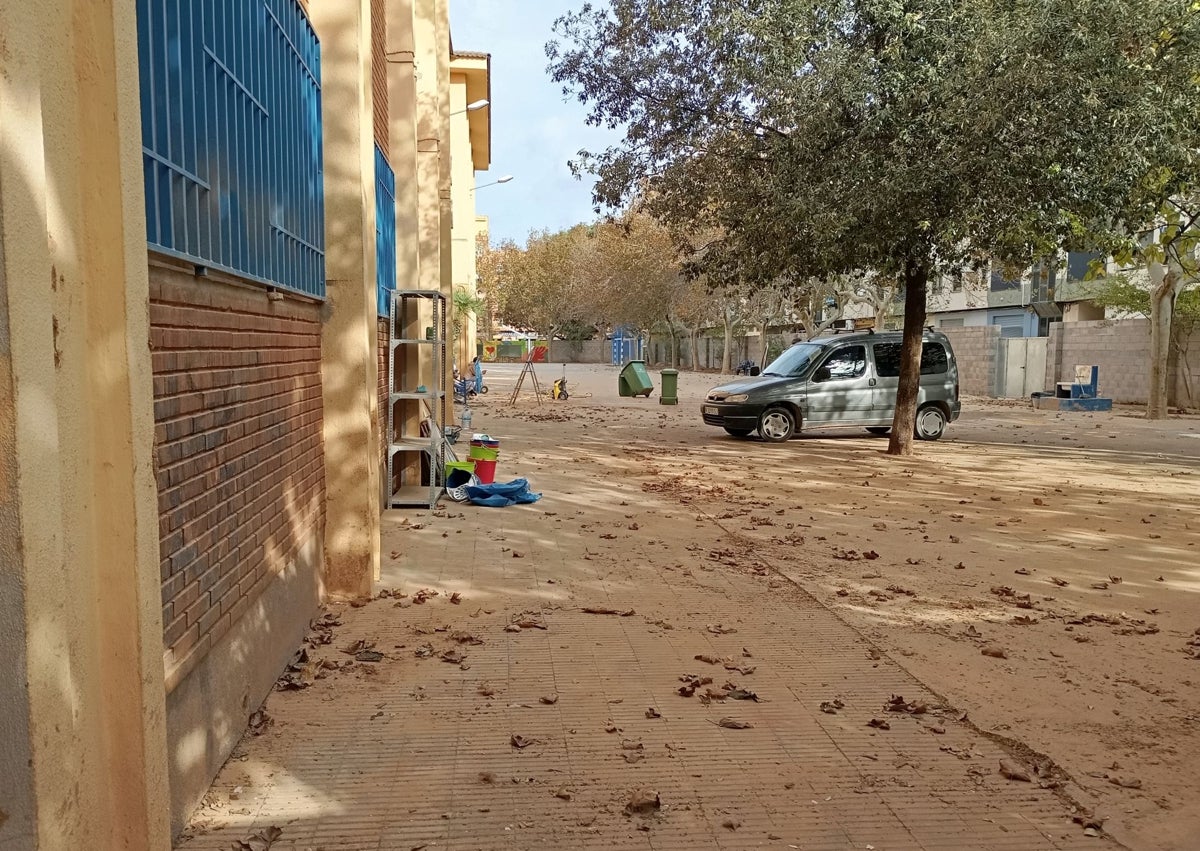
[921,343,949,375]
[816,345,867,381]
[872,341,949,376]
[873,342,902,378]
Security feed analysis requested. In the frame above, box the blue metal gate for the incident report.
[610,329,642,365]
[136,0,326,297]
[375,146,396,316]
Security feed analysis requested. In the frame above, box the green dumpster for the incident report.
[659,369,679,405]
[618,360,654,398]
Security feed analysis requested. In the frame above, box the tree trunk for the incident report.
[668,322,679,368]
[1147,261,1179,420]
[888,259,929,456]
[721,318,734,374]
[689,328,701,371]
[645,329,654,365]
[758,321,771,368]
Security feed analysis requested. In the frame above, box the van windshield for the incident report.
[762,343,825,377]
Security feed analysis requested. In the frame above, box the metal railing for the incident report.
[136,0,326,297]
[375,146,396,317]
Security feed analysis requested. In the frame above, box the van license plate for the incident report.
[704,406,718,415]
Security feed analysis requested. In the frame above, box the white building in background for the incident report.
[839,251,1111,339]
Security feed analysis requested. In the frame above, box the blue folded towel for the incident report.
[464,478,542,508]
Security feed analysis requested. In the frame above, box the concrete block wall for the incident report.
[549,339,607,363]
[1045,319,1152,404]
[940,325,1001,396]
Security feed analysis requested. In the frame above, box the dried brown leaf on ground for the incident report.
[413,643,434,658]
[275,650,317,691]
[725,686,760,702]
[1109,775,1143,789]
[885,695,928,714]
[706,623,737,634]
[677,674,714,697]
[820,699,845,715]
[624,789,661,816]
[450,592,463,604]
[440,649,466,665]
[553,789,573,801]
[231,825,282,851]
[451,631,484,645]
[539,694,559,705]
[694,654,725,665]
[724,663,756,675]
[355,649,384,663]
[645,707,661,718]
[866,718,891,730]
[510,735,539,749]
[999,759,1031,782]
[582,607,636,616]
[247,709,272,736]
[981,644,1008,659]
[716,717,753,729]
[342,639,375,655]
[1050,577,1070,587]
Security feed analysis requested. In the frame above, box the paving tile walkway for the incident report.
[178,400,1110,850]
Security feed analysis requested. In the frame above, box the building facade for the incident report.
[0,0,498,845]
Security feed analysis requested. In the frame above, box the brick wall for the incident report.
[371,0,388,152]
[939,325,1000,396]
[150,266,325,688]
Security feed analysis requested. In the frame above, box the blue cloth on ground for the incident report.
[464,478,542,508]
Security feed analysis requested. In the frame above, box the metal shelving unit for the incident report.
[387,290,447,508]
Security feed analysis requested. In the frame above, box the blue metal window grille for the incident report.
[136,0,326,298]
[375,146,396,317]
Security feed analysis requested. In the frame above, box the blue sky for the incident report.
[450,0,621,247]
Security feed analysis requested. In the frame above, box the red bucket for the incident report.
[472,459,497,484]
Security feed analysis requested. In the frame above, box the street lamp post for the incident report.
[450,99,489,117]
[470,175,513,193]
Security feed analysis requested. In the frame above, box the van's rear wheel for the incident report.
[758,407,796,442]
[866,427,891,436]
[724,427,754,438]
[915,405,948,441]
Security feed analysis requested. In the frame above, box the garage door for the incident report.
[991,314,1025,338]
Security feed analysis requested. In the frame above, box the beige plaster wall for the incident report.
[310,0,381,598]
[449,74,478,369]
[0,0,170,847]
[385,0,426,492]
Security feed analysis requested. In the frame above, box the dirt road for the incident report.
[483,363,1200,850]
[179,363,1198,850]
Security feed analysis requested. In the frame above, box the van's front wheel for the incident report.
[758,406,796,443]
[915,405,948,441]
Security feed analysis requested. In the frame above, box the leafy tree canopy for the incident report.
[548,0,1200,448]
